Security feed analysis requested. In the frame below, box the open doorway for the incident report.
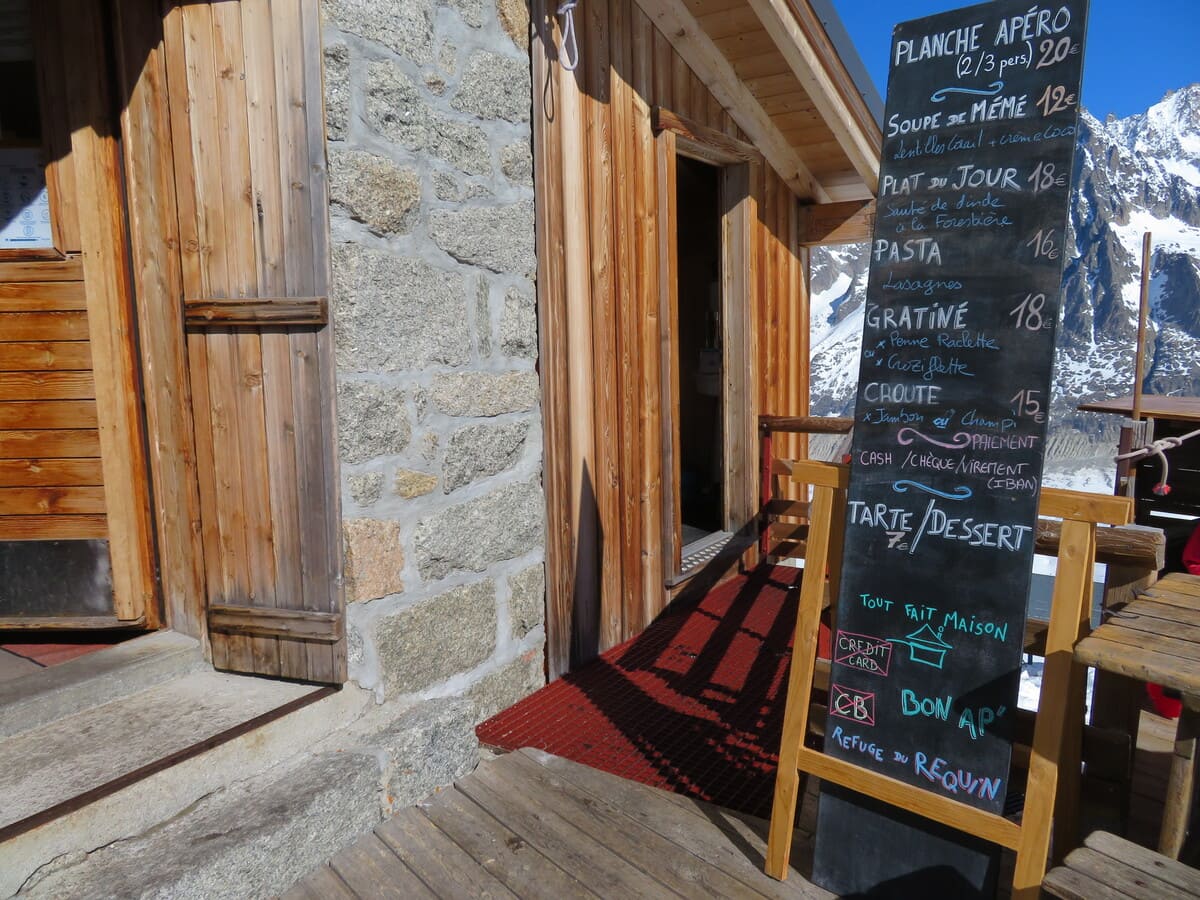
[673,156,726,558]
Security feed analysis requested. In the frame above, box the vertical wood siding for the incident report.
[113,0,207,637]
[533,0,811,676]
[161,0,343,683]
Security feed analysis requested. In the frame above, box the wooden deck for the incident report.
[288,706,1188,899]
[285,747,831,899]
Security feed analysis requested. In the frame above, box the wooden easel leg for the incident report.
[1160,703,1200,858]
[1052,571,1095,863]
[765,483,836,880]
[1012,520,1096,898]
[826,486,847,602]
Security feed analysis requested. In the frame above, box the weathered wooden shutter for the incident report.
[162,0,344,682]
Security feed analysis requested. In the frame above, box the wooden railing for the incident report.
[758,415,853,559]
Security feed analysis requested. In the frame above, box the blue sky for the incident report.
[831,0,1198,120]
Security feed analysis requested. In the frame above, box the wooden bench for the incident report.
[1075,571,1200,857]
[1043,831,1200,899]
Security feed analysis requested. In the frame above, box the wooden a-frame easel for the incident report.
[764,460,1133,898]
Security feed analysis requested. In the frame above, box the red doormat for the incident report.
[0,634,129,668]
[477,565,824,820]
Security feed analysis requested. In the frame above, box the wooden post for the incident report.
[1012,517,1097,896]
[1161,703,1200,858]
[1132,232,1152,423]
[531,0,573,680]
[631,3,664,633]
[560,35,600,667]
[67,2,158,624]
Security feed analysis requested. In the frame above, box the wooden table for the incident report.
[1074,571,1200,858]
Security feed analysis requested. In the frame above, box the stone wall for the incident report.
[323,0,544,726]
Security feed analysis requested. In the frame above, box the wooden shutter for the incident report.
[161,0,344,682]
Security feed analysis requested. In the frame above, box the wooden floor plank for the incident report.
[457,759,677,900]
[1042,864,1141,900]
[1064,847,1194,900]
[420,785,599,899]
[1085,831,1200,894]
[498,750,769,899]
[329,832,435,899]
[280,865,357,900]
[520,749,829,898]
[376,807,519,899]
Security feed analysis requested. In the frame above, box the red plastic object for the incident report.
[1147,683,1182,719]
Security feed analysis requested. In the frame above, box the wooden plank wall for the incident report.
[0,2,159,626]
[533,0,809,677]
[0,268,105,542]
[158,0,344,683]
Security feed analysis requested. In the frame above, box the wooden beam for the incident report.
[612,1,644,642]
[652,106,761,165]
[1036,520,1164,570]
[745,0,880,193]
[207,604,343,642]
[113,0,207,639]
[631,0,829,201]
[0,258,83,283]
[798,199,875,246]
[561,27,600,665]
[1039,489,1133,527]
[0,514,107,540]
[532,3,572,680]
[632,4,665,629]
[722,163,758,538]
[184,297,328,327]
[0,615,145,630]
[759,413,853,434]
[584,0,622,653]
[67,2,158,625]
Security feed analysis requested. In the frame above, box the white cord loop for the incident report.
[1114,427,1200,496]
[557,0,579,71]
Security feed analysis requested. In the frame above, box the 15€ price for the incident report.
[1010,389,1045,423]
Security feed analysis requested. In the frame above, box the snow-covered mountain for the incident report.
[810,85,1200,483]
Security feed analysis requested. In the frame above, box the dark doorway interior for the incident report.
[674,156,723,547]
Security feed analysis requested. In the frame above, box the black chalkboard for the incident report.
[811,1,1088,895]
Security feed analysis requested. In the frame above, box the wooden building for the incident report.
[0,0,343,683]
[0,0,887,891]
[1,0,881,683]
[530,0,882,676]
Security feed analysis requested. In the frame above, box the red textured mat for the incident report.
[478,565,828,820]
[0,635,125,667]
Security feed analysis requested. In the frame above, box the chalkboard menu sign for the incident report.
[811,1,1088,895]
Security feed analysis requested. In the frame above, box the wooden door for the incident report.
[0,0,157,627]
[159,0,345,683]
[661,140,757,581]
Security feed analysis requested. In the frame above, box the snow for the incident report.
[810,272,852,342]
[1041,463,1115,494]
[1018,660,1095,713]
[1162,158,1200,187]
[1111,208,1200,261]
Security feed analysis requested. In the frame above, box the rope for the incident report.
[1114,426,1200,496]
[557,0,579,71]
